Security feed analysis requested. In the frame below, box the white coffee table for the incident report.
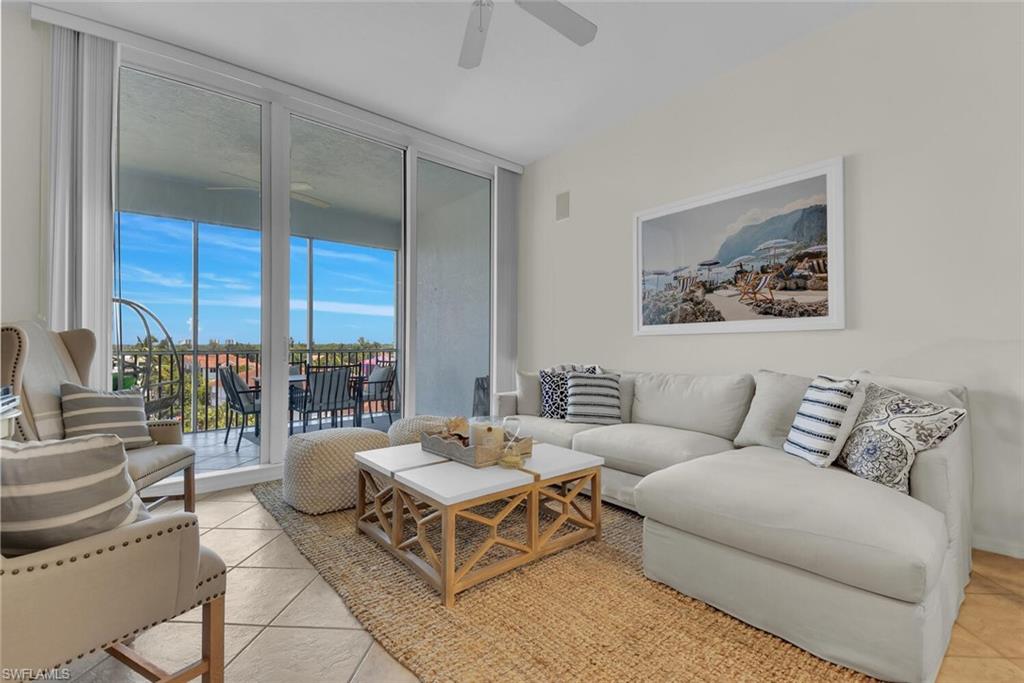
[354,442,604,606]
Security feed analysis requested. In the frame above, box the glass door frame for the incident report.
[117,39,512,483]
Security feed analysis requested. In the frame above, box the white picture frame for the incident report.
[633,157,845,336]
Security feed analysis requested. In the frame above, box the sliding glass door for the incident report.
[288,116,403,432]
[413,160,492,417]
[114,56,504,484]
[114,67,264,470]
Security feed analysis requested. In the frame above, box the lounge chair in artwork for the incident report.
[738,272,777,303]
[675,275,699,292]
[796,256,828,276]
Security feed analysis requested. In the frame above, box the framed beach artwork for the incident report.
[633,157,844,336]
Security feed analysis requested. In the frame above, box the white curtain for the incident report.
[47,27,118,389]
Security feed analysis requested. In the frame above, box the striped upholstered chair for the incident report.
[1,321,196,511]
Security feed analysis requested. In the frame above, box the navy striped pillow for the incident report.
[783,375,860,466]
[566,372,622,425]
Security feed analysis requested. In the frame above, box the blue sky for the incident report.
[115,212,396,346]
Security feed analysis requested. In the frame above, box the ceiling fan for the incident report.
[206,171,331,209]
[459,0,597,69]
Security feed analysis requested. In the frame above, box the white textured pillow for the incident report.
[734,370,812,449]
[782,375,861,466]
[1,435,145,556]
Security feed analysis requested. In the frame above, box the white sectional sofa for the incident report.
[496,369,972,683]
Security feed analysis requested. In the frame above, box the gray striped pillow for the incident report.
[783,375,860,466]
[566,371,622,425]
[60,382,153,450]
[1,435,146,556]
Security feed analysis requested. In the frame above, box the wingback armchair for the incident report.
[1,321,196,510]
[1,510,227,681]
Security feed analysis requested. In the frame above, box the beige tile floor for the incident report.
[66,486,417,683]
[67,486,1024,682]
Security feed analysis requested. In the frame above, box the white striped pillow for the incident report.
[1,435,146,556]
[60,382,153,450]
[783,375,861,466]
[566,371,622,425]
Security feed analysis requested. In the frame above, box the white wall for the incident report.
[518,4,1024,555]
[1,2,50,322]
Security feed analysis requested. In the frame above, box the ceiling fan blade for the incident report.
[515,0,596,46]
[458,0,494,69]
[291,192,331,209]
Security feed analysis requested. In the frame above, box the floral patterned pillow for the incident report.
[837,383,966,494]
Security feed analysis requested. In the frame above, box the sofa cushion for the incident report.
[634,446,947,603]
[572,423,732,476]
[506,415,598,449]
[734,370,811,449]
[632,372,754,440]
[126,444,195,491]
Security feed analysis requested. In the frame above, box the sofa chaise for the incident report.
[497,369,971,683]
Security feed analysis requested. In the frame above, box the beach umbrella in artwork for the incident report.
[726,255,755,273]
[754,239,798,265]
[804,244,828,253]
[698,258,721,280]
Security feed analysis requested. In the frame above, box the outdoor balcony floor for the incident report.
[185,409,399,472]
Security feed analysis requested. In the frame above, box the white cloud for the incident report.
[289,242,386,265]
[289,298,393,317]
[122,265,191,289]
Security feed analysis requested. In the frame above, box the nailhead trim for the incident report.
[196,569,227,589]
[45,590,226,672]
[0,326,28,440]
[4,521,198,575]
[8,517,221,673]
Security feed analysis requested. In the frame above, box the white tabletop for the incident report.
[517,442,604,480]
[395,461,535,506]
[355,443,447,478]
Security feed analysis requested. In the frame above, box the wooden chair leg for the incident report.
[202,595,225,683]
[183,465,196,512]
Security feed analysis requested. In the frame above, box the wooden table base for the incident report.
[356,465,602,606]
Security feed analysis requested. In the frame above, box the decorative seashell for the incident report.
[446,416,470,438]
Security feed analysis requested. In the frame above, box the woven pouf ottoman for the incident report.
[283,427,389,514]
[387,415,448,446]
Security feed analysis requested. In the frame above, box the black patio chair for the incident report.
[363,362,398,425]
[218,364,261,452]
[289,364,363,434]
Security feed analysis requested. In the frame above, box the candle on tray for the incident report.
[469,420,504,450]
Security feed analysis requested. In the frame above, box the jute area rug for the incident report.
[253,481,871,682]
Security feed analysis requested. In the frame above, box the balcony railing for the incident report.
[113,348,398,434]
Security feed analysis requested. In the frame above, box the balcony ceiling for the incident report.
[49,2,858,166]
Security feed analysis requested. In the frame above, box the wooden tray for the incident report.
[420,432,533,468]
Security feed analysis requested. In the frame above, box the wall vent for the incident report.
[555,191,570,222]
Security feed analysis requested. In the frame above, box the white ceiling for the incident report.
[52,1,858,165]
